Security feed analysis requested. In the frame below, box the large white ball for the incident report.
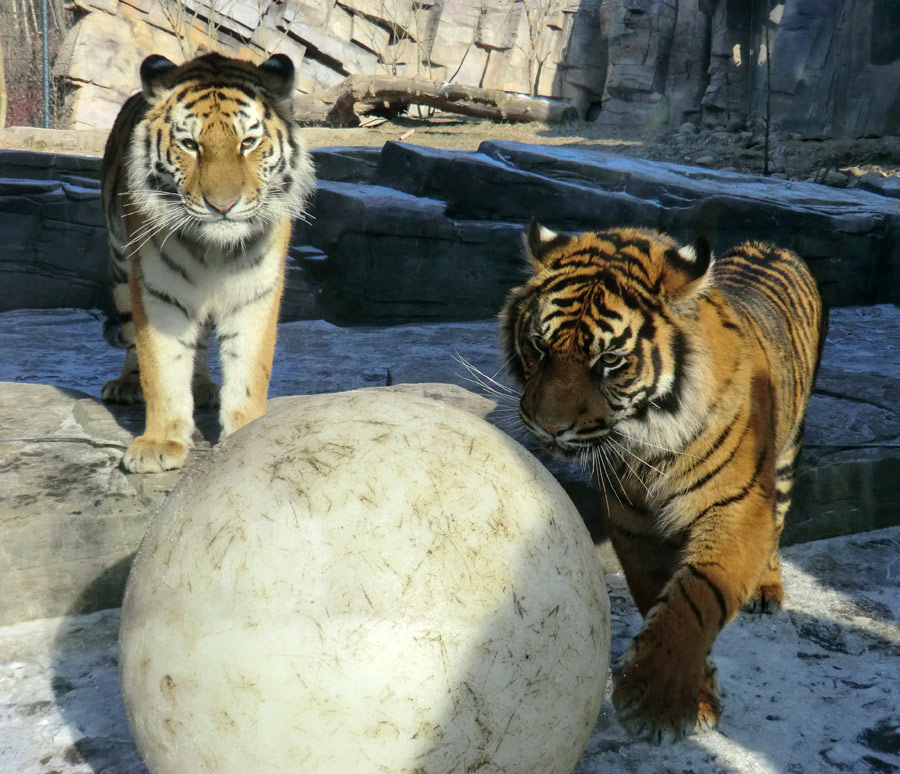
[119,388,610,774]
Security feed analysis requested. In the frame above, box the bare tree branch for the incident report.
[298,73,577,126]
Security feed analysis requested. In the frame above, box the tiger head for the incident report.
[500,221,714,460]
[126,52,313,246]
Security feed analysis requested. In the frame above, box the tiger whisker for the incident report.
[608,442,652,499]
[588,446,615,515]
[124,210,190,259]
[615,431,697,459]
[607,436,670,479]
[599,444,632,506]
[453,352,518,396]
[453,355,520,407]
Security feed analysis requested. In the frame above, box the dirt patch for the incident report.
[3,115,899,187]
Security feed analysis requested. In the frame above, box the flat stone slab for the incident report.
[5,143,900,321]
[1,525,898,773]
[0,305,898,625]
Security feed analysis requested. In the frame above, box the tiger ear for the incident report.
[662,235,713,299]
[524,218,571,270]
[140,55,178,99]
[257,54,295,100]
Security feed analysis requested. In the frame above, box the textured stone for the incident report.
[51,0,900,137]
[299,179,524,322]
[0,177,107,313]
[374,141,660,226]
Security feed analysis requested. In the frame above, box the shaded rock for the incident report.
[856,172,900,199]
[299,179,526,323]
[0,383,199,626]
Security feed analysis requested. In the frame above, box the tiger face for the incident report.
[502,221,712,461]
[126,53,308,247]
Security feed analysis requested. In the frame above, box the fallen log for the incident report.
[293,74,579,126]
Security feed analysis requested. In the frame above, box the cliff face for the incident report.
[56,0,900,138]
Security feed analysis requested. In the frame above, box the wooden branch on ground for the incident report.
[293,74,579,127]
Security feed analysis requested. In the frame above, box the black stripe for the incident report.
[141,280,192,319]
[159,249,194,284]
[686,445,770,527]
[227,282,277,314]
[672,413,751,497]
[653,328,686,414]
[686,564,727,630]
[679,578,705,628]
[609,522,683,550]
[110,263,128,284]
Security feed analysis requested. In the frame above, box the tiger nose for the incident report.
[204,195,239,215]
[535,418,569,437]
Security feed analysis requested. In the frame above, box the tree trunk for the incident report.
[294,74,578,127]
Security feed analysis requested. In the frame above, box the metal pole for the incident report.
[41,0,50,128]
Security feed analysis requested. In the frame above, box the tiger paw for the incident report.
[193,378,221,410]
[102,377,144,405]
[122,436,189,473]
[696,660,722,733]
[612,648,718,744]
[742,582,784,614]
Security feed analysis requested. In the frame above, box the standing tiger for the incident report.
[501,221,825,743]
[100,52,314,473]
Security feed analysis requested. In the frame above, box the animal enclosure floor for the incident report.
[1,527,898,773]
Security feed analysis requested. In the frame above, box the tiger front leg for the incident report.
[612,496,777,743]
[215,274,283,438]
[122,296,199,473]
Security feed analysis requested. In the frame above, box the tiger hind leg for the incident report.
[102,345,143,404]
[103,325,220,409]
[742,545,784,614]
[191,322,220,410]
[743,451,797,614]
[102,259,144,404]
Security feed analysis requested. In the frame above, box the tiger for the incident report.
[500,220,825,743]
[100,52,314,473]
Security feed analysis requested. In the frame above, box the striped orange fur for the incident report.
[100,52,314,473]
[501,221,826,742]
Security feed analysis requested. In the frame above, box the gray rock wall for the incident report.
[55,0,900,137]
[4,144,900,319]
